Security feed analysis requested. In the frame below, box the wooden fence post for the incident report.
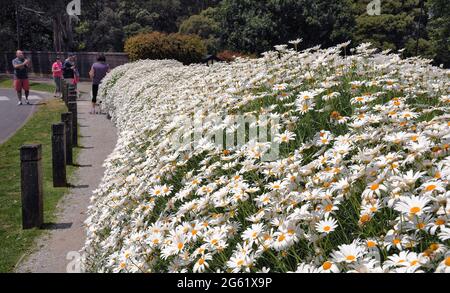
[52,123,67,187]
[68,84,77,102]
[20,144,44,229]
[61,112,73,165]
[62,80,67,104]
[68,101,78,147]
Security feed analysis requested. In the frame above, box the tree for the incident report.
[215,0,355,54]
[428,0,450,67]
[352,0,430,57]
[179,8,221,53]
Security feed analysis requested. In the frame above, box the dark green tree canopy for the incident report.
[0,0,447,66]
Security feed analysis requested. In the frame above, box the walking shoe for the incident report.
[26,99,30,105]
[18,101,23,106]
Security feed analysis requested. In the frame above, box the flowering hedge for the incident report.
[84,42,450,273]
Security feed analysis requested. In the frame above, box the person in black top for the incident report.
[63,54,76,80]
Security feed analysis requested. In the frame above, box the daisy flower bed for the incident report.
[83,42,450,273]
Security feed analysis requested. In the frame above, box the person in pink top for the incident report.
[52,57,63,97]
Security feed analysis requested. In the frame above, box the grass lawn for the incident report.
[0,77,55,93]
[0,98,79,272]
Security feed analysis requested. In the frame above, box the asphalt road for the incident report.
[0,89,44,144]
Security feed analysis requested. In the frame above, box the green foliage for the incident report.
[75,7,125,52]
[215,0,355,53]
[0,0,448,67]
[179,8,221,53]
[428,0,450,67]
[124,32,207,64]
[353,0,429,57]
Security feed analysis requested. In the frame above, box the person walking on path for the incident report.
[12,50,31,106]
[63,53,77,88]
[52,57,63,97]
[89,54,110,115]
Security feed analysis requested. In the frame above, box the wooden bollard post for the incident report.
[52,123,67,187]
[68,84,77,102]
[62,80,65,100]
[20,144,43,229]
[61,112,73,165]
[68,101,78,147]
[62,80,68,104]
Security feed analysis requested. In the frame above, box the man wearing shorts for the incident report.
[12,50,31,106]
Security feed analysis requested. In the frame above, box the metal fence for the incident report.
[0,51,129,80]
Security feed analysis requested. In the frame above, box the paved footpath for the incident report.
[15,84,117,273]
[0,89,46,145]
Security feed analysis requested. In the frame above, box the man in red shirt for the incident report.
[52,57,63,97]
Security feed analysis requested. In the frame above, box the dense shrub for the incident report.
[124,32,207,64]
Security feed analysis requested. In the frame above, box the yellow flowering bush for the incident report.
[124,32,207,64]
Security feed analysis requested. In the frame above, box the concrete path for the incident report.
[0,89,46,145]
[15,84,117,273]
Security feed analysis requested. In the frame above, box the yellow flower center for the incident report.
[198,258,205,265]
[278,234,286,242]
[371,184,380,191]
[410,207,421,214]
[367,241,376,248]
[435,219,445,226]
[322,262,332,270]
[410,260,419,266]
[430,244,439,251]
[237,260,244,266]
[425,185,436,192]
[346,255,356,262]
[177,243,184,250]
[360,214,371,224]
[393,239,401,245]
[445,257,450,267]
[325,204,333,212]
[323,226,331,232]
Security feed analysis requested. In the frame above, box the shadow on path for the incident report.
[41,223,73,231]
[67,184,90,189]
[72,163,93,168]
